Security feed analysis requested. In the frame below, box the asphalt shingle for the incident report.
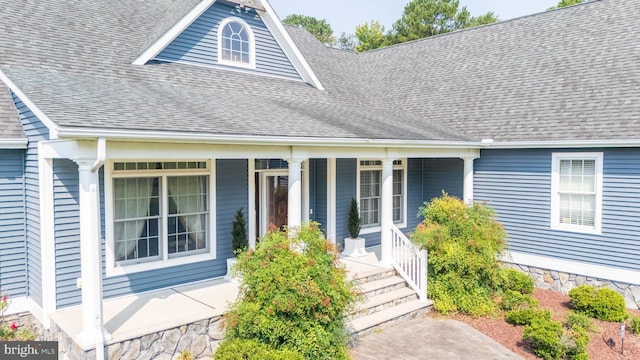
[0,0,638,143]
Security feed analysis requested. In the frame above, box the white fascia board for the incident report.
[258,2,325,90]
[502,251,640,286]
[132,0,217,65]
[56,126,482,149]
[485,139,640,149]
[0,70,59,139]
[0,139,28,149]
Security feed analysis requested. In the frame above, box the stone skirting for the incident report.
[7,312,227,360]
[506,263,640,310]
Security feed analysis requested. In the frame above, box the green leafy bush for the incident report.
[506,308,551,326]
[499,290,539,312]
[347,197,361,239]
[215,339,304,360]
[569,286,628,322]
[566,311,596,333]
[411,194,507,316]
[218,222,356,360]
[498,268,535,294]
[523,318,565,360]
[0,292,36,341]
[629,315,640,335]
[562,326,589,360]
[231,208,248,254]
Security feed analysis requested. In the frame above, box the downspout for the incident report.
[92,138,106,360]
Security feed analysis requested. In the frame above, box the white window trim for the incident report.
[357,159,407,235]
[550,152,603,235]
[104,160,217,277]
[217,17,256,69]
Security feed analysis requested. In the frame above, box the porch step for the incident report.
[348,299,433,337]
[358,275,407,298]
[350,267,397,285]
[348,287,417,320]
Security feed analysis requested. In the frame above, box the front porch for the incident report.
[46,249,403,359]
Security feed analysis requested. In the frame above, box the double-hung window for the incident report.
[551,153,603,234]
[218,17,255,68]
[358,159,407,231]
[107,161,213,274]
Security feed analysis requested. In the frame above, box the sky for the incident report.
[268,0,560,36]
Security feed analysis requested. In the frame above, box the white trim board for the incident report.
[502,251,640,286]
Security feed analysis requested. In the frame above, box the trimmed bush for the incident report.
[498,268,534,294]
[499,290,539,312]
[231,208,248,254]
[218,222,356,360]
[215,339,303,360]
[347,197,361,239]
[569,286,628,322]
[629,315,640,335]
[506,308,551,326]
[411,194,507,316]
[523,318,564,360]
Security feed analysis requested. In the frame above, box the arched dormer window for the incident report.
[218,17,255,68]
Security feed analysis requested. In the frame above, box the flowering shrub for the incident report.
[0,291,37,341]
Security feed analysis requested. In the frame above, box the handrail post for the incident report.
[419,249,427,302]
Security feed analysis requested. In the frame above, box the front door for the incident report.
[259,171,288,236]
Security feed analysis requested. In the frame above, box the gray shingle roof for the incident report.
[0,85,24,140]
[0,0,638,144]
[356,0,640,142]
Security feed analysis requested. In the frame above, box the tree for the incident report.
[283,14,335,45]
[389,0,498,44]
[336,32,357,51]
[548,0,584,10]
[354,20,387,52]
[231,208,248,254]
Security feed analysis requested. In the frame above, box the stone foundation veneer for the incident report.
[11,313,226,360]
[506,263,640,310]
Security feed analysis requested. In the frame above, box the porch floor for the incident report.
[49,247,385,350]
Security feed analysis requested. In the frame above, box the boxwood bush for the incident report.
[568,285,628,322]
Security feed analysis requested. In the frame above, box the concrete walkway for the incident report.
[351,315,523,360]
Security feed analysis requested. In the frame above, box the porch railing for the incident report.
[390,224,428,302]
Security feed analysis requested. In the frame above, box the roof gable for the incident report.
[134,0,323,88]
[153,1,300,80]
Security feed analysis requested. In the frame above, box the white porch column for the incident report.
[380,159,394,267]
[76,160,109,346]
[463,157,475,205]
[326,158,336,244]
[287,158,303,229]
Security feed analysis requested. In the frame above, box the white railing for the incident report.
[390,224,428,302]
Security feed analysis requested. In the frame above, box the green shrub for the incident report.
[347,197,361,239]
[569,286,628,322]
[562,326,589,360]
[506,308,551,326]
[629,315,640,335]
[566,311,596,333]
[499,290,538,311]
[498,268,535,294]
[411,194,507,316]
[523,318,564,360]
[231,208,248,254]
[215,339,304,360]
[218,222,356,360]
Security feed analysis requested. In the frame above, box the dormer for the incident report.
[132,0,323,89]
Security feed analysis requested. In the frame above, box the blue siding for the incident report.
[475,148,640,272]
[52,160,81,308]
[405,158,424,231]
[310,159,327,232]
[0,150,26,297]
[13,93,47,306]
[155,2,301,80]
[421,158,464,203]
[100,159,247,301]
[335,159,356,247]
